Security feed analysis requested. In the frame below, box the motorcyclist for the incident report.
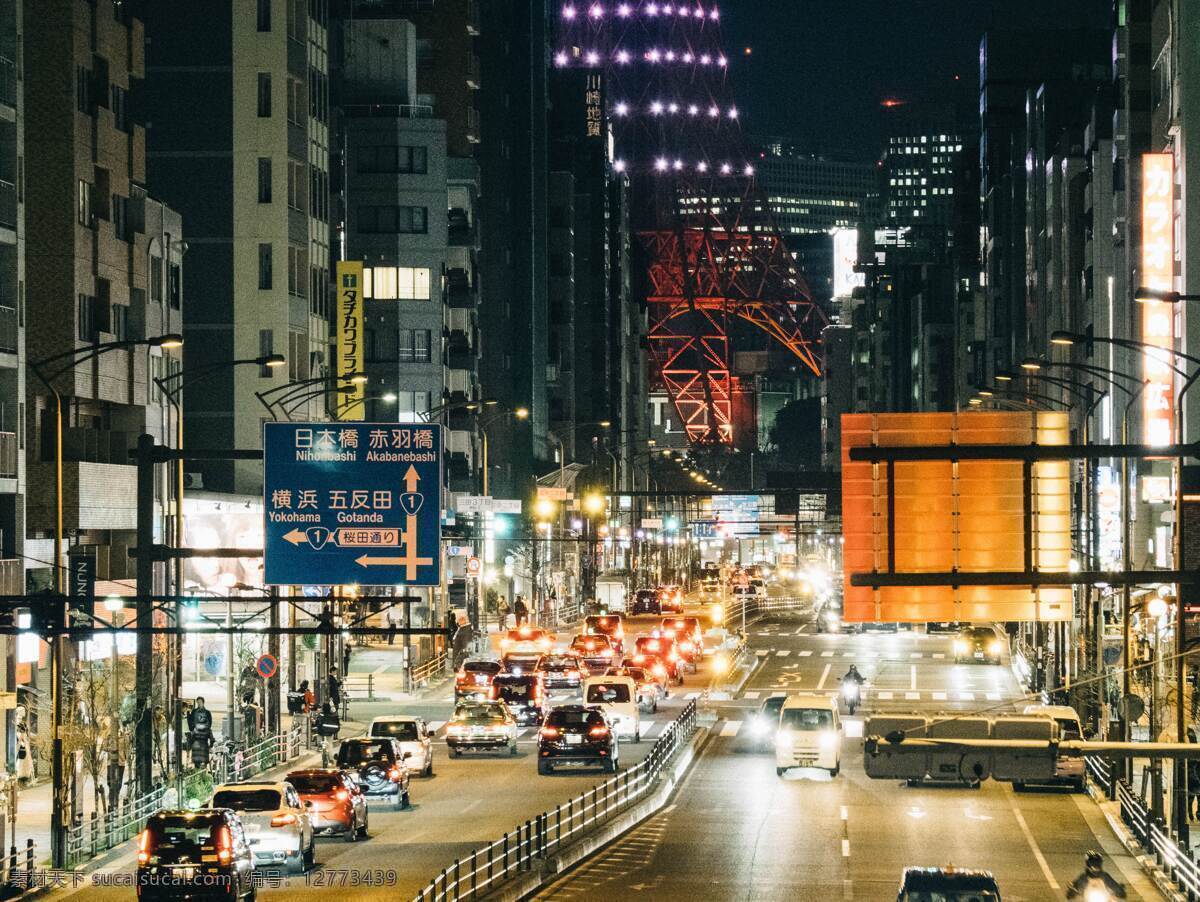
[1065,850,1126,899]
[186,697,214,767]
[842,665,865,687]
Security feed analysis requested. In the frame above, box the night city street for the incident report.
[0,0,1194,900]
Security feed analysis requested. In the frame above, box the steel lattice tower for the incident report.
[556,1,826,445]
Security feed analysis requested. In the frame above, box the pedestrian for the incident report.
[327,669,343,711]
[1188,728,1200,820]
[387,607,399,646]
[444,608,459,642]
[497,597,510,631]
[514,595,528,627]
[299,679,315,713]
[342,643,352,674]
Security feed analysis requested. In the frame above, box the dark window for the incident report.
[259,329,274,376]
[95,279,112,333]
[287,773,340,794]
[111,85,129,131]
[77,294,96,342]
[370,721,419,741]
[356,145,428,174]
[258,157,272,203]
[112,194,129,240]
[149,256,163,304]
[258,243,273,289]
[336,741,395,766]
[111,304,128,341]
[77,180,91,226]
[168,263,182,310]
[257,72,272,117]
[398,329,431,363]
[212,788,281,812]
[257,0,271,31]
[356,205,427,234]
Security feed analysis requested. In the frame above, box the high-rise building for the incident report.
[134,0,333,494]
[752,141,879,240]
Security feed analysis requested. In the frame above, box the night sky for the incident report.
[722,0,1112,160]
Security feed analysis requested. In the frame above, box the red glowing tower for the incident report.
[555,1,825,445]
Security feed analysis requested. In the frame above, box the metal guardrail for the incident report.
[413,700,699,902]
[1,840,38,896]
[342,673,376,703]
[65,721,308,867]
[411,651,447,687]
[1114,775,1200,898]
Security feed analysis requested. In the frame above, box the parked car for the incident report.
[334,738,412,809]
[285,768,368,841]
[537,704,619,774]
[369,715,434,777]
[137,809,256,900]
[445,701,519,757]
[209,781,315,873]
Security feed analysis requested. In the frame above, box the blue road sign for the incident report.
[263,422,443,586]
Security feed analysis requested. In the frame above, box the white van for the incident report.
[1020,704,1086,790]
[776,695,842,777]
[582,675,640,742]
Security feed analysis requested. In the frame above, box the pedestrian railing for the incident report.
[412,651,447,687]
[412,700,700,902]
[342,673,376,703]
[1,840,38,896]
[64,720,309,868]
[1113,776,1200,898]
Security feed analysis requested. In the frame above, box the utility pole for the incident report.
[267,586,280,735]
[134,434,156,794]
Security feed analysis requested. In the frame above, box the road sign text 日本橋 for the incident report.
[263,422,443,586]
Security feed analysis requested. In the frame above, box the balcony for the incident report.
[0,431,14,477]
[448,209,475,246]
[0,305,16,354]
[466,55,481,90]
[0,179,15,232]
[466,107,480,144]
[448,451,471,482]
[446,269,477,308]
[0,56,14,114]
[447,330,476,372]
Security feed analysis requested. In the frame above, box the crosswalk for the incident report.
[744,688,1011,703]
[755,648,988,662]
[425,720,682,741]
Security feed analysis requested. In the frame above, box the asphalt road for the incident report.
[46,611,724,901]
[535,612,1165,902]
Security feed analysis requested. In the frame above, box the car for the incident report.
[954,626,1005,664]
[570,633,618,669]
[775,694,842,777]
[455,659,504,701]
[285,768,368,841]
[625,653,671,695]
[748,578,767,598]
[490,672,546,725]
[634,635,684,684]
[630,588,661,616]
[582,675,640,741]
[334,738,412,809]
[816,605,843,634]
[926,621,962,635]
[501,626,555,662]
[896,866,1001,901]
[608,665,661,712]
[657,618,702,671]
[535,653,587,691]
[369,715,434,777]
[210,781,315,873]
[859,620,900,634]
[445,701,519,756]
[1018,704,1086,791]
[658,585,685,613]
[537,704,619,774]
[584,613,626,655]
[747,694,787,752]
[136,809,256,901]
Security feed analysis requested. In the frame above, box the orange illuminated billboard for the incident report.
[1141,152,1175,447]
[842,411,1071,623]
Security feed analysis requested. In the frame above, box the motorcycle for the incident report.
[841,679,861,715]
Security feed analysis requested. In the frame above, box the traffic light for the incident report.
[491,514,511,537]
[180,597,201,625]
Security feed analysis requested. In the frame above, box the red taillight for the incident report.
[137,828,153,865]
[270,812,297,828]
[388,767,402,781]
[216,825,233,865]
[540,726,560,738]
[588,725,610,737]
[489,685,498,700]
[335,789,349,802]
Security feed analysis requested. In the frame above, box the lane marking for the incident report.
[932,653,945,659]
[840,806,848,821]
[958,692,975,701]
[799,650,813,657]
[932,692,947,701]
[1006,785,1060,891]
[816,663,831,690]
[756,649,771,657]
[743,691,760,700]
[720,720,742,738]
[841,838,850,857]
[910,665,917,691]
[821,651,835,658]
[909,652,922,659]
[986,693,1001,701]
[905,691,920,700]
[776,649,791,657]
[877,691,894,700]
[842,652,855,658]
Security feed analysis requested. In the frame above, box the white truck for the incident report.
[594,577,627,613]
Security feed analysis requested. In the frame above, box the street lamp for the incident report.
[29,332,183,869]
[153,352,284,774]
[254,372,368,421]
[1134,286,1200,304]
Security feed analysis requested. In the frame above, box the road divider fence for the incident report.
[412,699,700,902]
